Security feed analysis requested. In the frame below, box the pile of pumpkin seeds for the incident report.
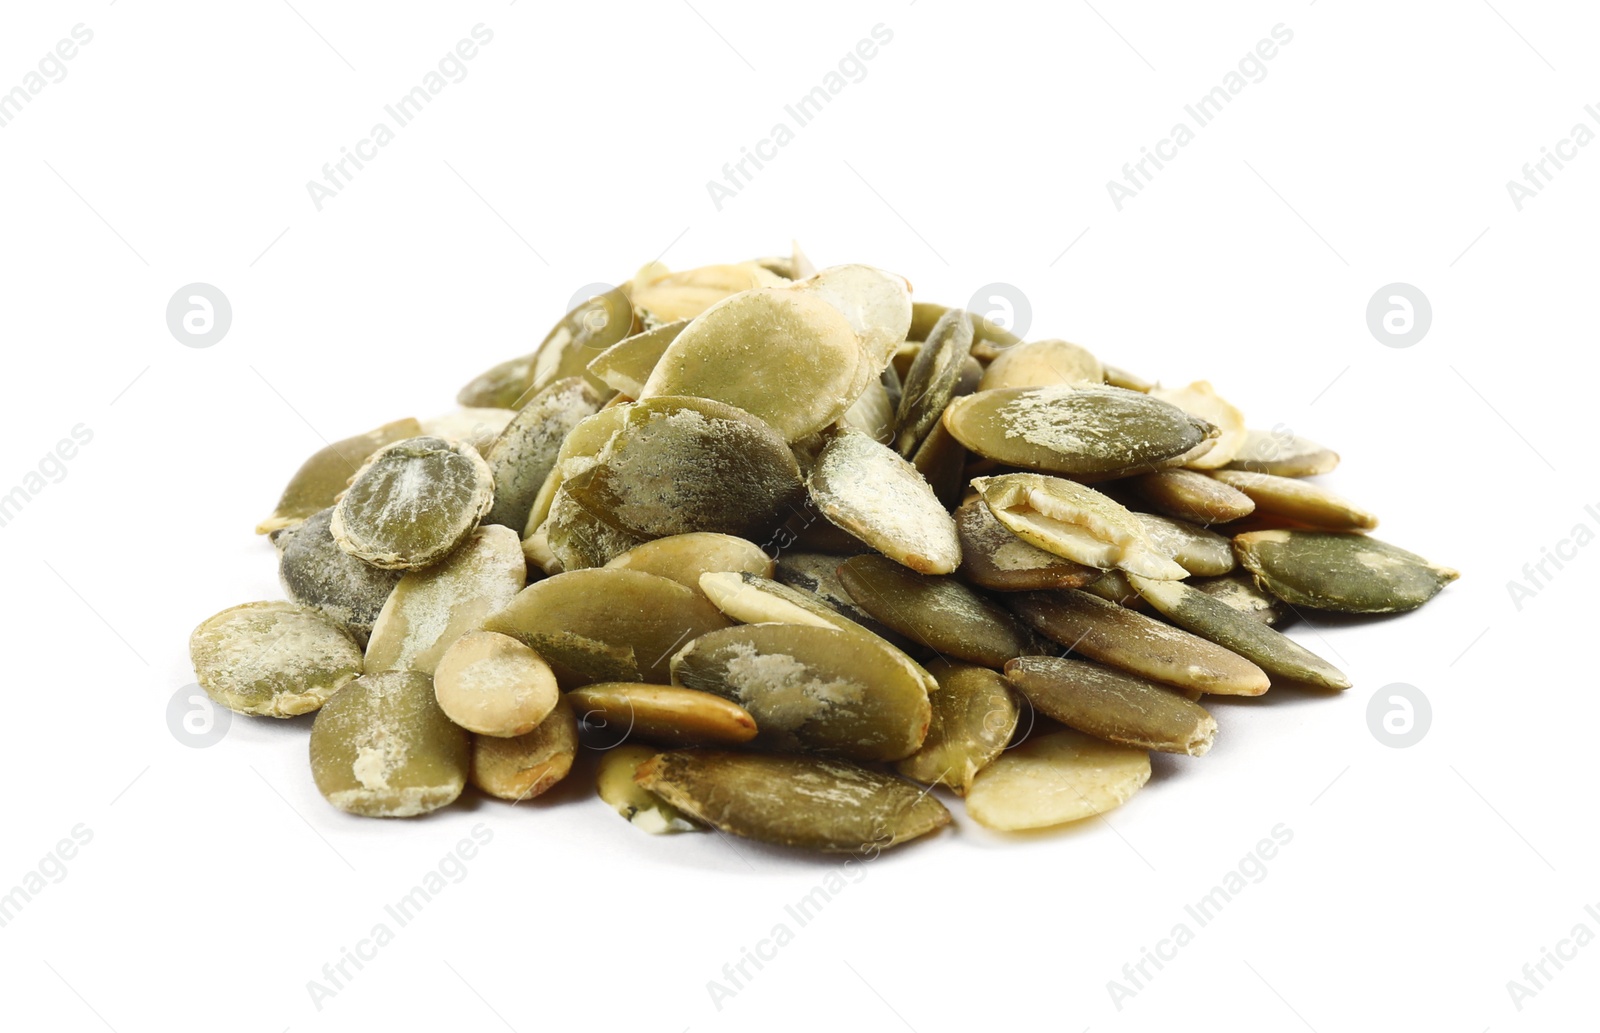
[192,245,1458,853]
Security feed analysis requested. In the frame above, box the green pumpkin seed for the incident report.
[256,417,422,535]
[943,385,1216,477]
[1008,590,1270,696]
[597,744,702,833]
[330,436,494,570]
[638,288,864,442]
[1226,428,1339,477]
[543,483,649,570]
[421,407,516,455]
[522,406,632,538]
[836,554,1042,668]
[796,264,912,371]
[895,307,972,456]
[636,750,951,853]
[482,377,604,532]
[309,670,470,817]
[964,729,1150,831]
[895,660,1019,795]
[808,428,961,575]
[432,630,559,737]
[670,623,930,762]
[528,285,636,397]
[1189,572,1292,626]
[1102,364,1154,392]
[773,551,922,653]
[954,496,1100,592]
[1130,468,1256,525]
[456,353,537,410]
[190,601,363,717]
[470,697,578,802]
[483,568,732,686]
[911,421,969,511]
[1128,574,1349,690]
[604,533,774,590]
[977,339,1102,391]
[1150,381,1247,469]
[568,683,758,747]
[1005,656,1217,756]
[276,508,402,643]
[586,320,689,397]
[972,473,1187,580]
[1210,470,1378,532]
[1134,513,1235,576]
[1234,530,1458,614]
[363,525,526,675]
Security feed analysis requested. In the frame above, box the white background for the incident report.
[0,1,1594,1030]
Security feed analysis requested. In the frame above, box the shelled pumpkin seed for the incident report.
[197,246,1456,855]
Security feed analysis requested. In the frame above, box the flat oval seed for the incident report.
[670,623,930,763]
[1234,530,1459,614]
[1009,590,1271,696]
[1130,469,1256,525]
[964,729,1150,831]
[543,485,649,570]
[773,551,922,653]
[796,264,913,373]
[1190,572,1292,626]
[639,288,864,442]
[331,436,494,570]
[522,406,632,538]
[910,417,968,510]
[973,473,1187,580]
[637,750,951,853]
[895,307,972,456]
[1226,428,1339,477]
[808,428,961,575]
[1151,381,1247,469]
[977,339,1102,391]
[1128,575,1349,690]
[527,286,636,397]
[1209,470,1379,532]
[276,508,402,643]
[470,698,578,802]
[433,630,559,736]
[1134,513,1235,576]
[482,377,604,532]
[586,320,689,397]
[482,568,732,686]
[943,385,1216,477]
[309,670,469,817]
[895,661,1019,795]
[597,744,701,833]
[190,601,363,717]
[568,683,758,747]
[604,533,775,590]
[837,554,1042,668]
[955,496,1100,591]
[1005,656,1217,756]
[364,525,526,675]
[256,417,421,535]
[457,353,536,410]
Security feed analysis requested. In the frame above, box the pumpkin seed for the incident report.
[1189,572,1292,626]
[943,385,1216,478]
[1134,513,1235,576]
[1130,468,1256,525]
[457,353,538,410]
[1209,469,1379,532]
[978,339,1102,391]
[836,554,1042,668]
[604,532,775,590]
[256,417,422,535]
[597,744,702,833]
[670,623,930,762]
[636,750,951,853]
[433,630,559,737]
[839,377,896,443]
[910,301,1021,358]
[483,568,732,686]
[1150,381,1247,469]
[639,287,864,442]
[895,660,1019,795]
[470,697,578,802]
[1234,530,1458,614]
[972,473,1187,580]
[1005,656,1217,755]
[421,407,517,455]
[330,436,494,570]
[954,496,1100,592]
[482,377,604,532]
[895,307,972,456]
[363,525,526,675]
[1008,589,1271,696]
[276,508,402,643]
[522,406,632,538]
[309,670,470,817]
[1226,428,1339,477]
[1102,364,1154,392]
[586,320,689,398]
[189,601,363,717]
[808,428,961,575]
[773,551,922,653]
[964,729,1150,831]
[796,264,913,371]
[1128,574,1349,690]
[911,421,969,511]
[528,285,636,397]
[568,683,758,747]
[543,483,649,570]
[630,262,789,324]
